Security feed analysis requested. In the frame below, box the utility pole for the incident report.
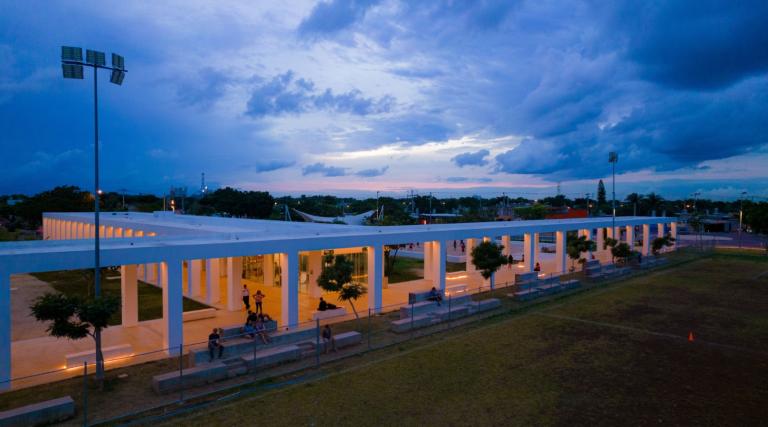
[376,191,380,223]
[609,152,618,232]
[739,191,747,248]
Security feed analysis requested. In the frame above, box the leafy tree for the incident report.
[515,204,548,220]
[383,244,406,277]
[644,192,664,216]
[625,193,642,216]
[470,241,508,289]
[567,235,597,270]
[743,201,768,234]
[688,213,704,246]
[14,186,92,226]
[611,242,633,265]
[651,235,675,256]
[200,187,274,218]
[316,253,367,320]
[30,293,119,386]
[603,236,618,262]
[597,180,607,206]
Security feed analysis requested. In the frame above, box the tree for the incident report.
[651,235,675,256]
[611,242,633,265]
[470,241,507,289]
[625,193,642,216]
[688,213,703,247]
[603,236,618,262]
[200,187,274,218]
[515,204,548,220]
[743,201,768,234]
[30,293,119,387]
[383,244,406,277]
[567,235,597,270]
[597,180,607,206]
[644,192,664,216]
[316,253,367,320]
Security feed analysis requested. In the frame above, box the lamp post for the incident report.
[739,191,747,248]
[61,46,126,380]
[608,152,618,234]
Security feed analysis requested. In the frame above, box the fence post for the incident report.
[367,308,372,350]
[252,334,258,381]
[82,361,88,427]
[410,301,415,340]
[448,294,452,323]
[178,344,184,403]
[315,319,320,367]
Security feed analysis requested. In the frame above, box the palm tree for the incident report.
[625,193,643,216]
[645,192,663,216]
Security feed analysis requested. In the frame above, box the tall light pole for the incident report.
[61,46,126,380]
[739,191,747,248]
[376,191,380,223]
[609,152,618,233]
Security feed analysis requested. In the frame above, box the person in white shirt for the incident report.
[241,285,251,310]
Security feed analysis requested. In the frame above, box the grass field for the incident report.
[31,269,209,325]
[166,250,768,426]
[388,257,465,283]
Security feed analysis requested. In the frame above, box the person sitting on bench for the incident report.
[208,328,224,362]
[318,297,338,311]
[241,322,256,339]
[321,324,337,354]
[245,310,258,325]
[534,262,541,272]
[428,286,442,306]
[254,318,271,344]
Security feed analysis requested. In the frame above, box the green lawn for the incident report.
[388,258,466,283]
[31,269,209,325]
[169,251,768,426]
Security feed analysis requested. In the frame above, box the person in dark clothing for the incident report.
[318,297,338,311]
[534,262,541,272]
[208,328,224,361]
[428,287,442,306]
[246,310,258,325]
[507,254,514,268]
[321,325,336,354]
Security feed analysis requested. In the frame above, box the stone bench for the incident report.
[445,293,472,306]
[152,363,227,394]
[191,326,315,366]
[310,307,347,321]
[537,283,562,295]
[400,301,440,318]
[408,290,445,304]
[183,308,217,322]
[467,298,501,313]
[562,279,580,290]
[333,331,362,349]
[241,345,302,370]
[65,344,132,368]
[432,305,470,321]
[391,314,434,333]
[0,396,75,427]
[509,288,540,301]
[445,283,468,296]
[515,271,538,285]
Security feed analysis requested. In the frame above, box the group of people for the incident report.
[241,285,266,314]
[242,310,273,344]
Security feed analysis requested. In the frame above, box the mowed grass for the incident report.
[31,269,209,325]
[169,251,768,426]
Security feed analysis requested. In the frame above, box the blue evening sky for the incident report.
[1,1,767,200]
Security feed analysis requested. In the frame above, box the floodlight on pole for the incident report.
[608,152,618,233]
[60,45,127,382]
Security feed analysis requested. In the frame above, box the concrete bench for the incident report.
[432,305,470,321]
[562,279,580,289]
[152,363,227,394]
[408,290,445,304]
[445,293,472,306]
[183,308,217,322]
[333,331,362,349]
[241,345,301,370]
[509,289,540,301]
[515,271,538,285]
[191,326,315,366]
[399,301,440,318]
[537,283,562,295]
[0,396,75,427]
[391,314,434,333]
[221,320,278,339]
[65,344,132,368]
[310,307,347,321]
[445,283,468,296]
[467,298,501,313]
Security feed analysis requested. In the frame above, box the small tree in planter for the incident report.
[611,242,633,265]
[316,253,367,320]
[567,235,597,271]
[651,234,675,256]
[603,237,618,262]
[471,240,508,290]
[30,292,119,388]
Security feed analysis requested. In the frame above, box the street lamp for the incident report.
[739,191,747,248]
[608,152,618,232]
[61,45,127,378]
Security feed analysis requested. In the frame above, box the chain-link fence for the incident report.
[0,250,704,426]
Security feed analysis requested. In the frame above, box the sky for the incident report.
[1,0,767,201]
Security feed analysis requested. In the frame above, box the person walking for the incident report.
[253,290,265,315]
[241,285,251,311]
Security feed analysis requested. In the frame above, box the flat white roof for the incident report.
[0,212,675,274]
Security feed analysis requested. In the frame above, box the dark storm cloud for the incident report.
[298,0,380,37]
[356,166,388,177]
[451,149,490,167]
[245,71,393,118]
[247,160,296,173]
[302,163,347,177]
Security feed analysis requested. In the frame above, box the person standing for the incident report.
[253,290,265,315]
[241,285,251,310]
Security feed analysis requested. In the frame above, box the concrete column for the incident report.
[523,233,535,272]
[135,230,144,237]
[124,228,133,238]
[190,259,202,296]
[280,252,299,329]
[606,227,614,239]
[596,227,605,251]
[466,238,477,272]
[423,242,434,282]
[226,257,243,311]
[615,227,622,242]
[99,225,106,239]
[367,246,383,313]
[657,223,664,238]
[533,233,541,266]
[642,224,651,256]
[162,260,183,354]
[501,235,511,257]
[206,258,221,304]
[436,240,447,291]
[307,251,323,298]
[106,226,114,238]
[626,226,635,250]
[115,227,123,238]
[121,265,138,327]
[263,254,274,287]
[555,231,567,274]
[670,222,678,249]
[160,262,168,288]
[75,223,83,239]
[0,268,10,390]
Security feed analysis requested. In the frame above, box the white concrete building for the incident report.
[0,211,677,389]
